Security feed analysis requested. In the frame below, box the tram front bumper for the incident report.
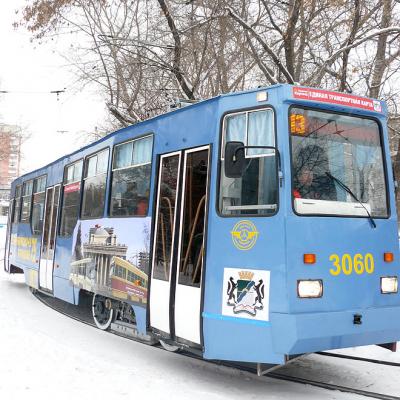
[271,306,400,355]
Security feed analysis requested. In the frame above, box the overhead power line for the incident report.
[0,88,66,100]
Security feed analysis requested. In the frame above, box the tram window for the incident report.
[110,135,153,217]
[290,107,388,217]
[153,154,180,281]
[20,180,33,223]
[178,150,209,288]
[65,161,82,184]
[219,109,278,216]
[60,160,83,237]
[31,176,47,235]
[115,265,126,279]
[8,199,15,223]
[127,271,135,283]
[13,185,22,223]
[81,149,109,219]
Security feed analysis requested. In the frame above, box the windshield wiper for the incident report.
[325,171,376,228]
[304,119,334,138]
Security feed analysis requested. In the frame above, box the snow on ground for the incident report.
[0,216,7,261]
[0,225,399,399]
[1,271,367,400]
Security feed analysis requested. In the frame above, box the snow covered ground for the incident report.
[0,215,7,260]
[1,223,399,399]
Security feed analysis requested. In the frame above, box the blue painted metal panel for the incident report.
[201,84,400,363]
[53,276,75,304]
[132,305,147,335]
[54,236,75,280]
[203,313,285,364]
[271,306,400,354]
[10,223,41,271]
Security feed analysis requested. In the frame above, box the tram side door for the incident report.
[39,185,60,291]
[150,151,182,336]
[4,200,14,272]
[150,146,210,345]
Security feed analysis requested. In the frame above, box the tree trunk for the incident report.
[369,0,392,98]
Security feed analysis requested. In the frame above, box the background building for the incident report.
[0,124,22,216]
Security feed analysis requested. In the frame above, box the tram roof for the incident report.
[14,84,276,181]
[13,83,386,186]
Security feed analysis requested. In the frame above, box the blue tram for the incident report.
[4,84,400,366]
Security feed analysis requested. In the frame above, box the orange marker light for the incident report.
[384,252,394,263]
[303,253,316,264]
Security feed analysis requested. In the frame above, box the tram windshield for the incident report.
[290,107,388,217]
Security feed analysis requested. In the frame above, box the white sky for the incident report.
[0,1,106,173]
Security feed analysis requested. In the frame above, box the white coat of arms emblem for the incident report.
[222,268,270,321]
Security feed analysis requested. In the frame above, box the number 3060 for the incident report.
[329,253,374,276]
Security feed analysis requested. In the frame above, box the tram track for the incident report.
[316,351,400,368]
[32,290,400,400]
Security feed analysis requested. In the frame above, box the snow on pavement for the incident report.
[0,216,7,261]
[0,270,368,400]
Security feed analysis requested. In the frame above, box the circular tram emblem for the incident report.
[231,220,259,250]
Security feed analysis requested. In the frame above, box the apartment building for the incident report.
[0,124,21,216]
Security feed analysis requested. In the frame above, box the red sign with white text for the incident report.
[292,87,382,113]
[64,182,80,194]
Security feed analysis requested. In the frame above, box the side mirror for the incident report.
[224,141,247,178]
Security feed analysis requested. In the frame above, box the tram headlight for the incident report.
[381,277,398,294]
[297,280,323,298]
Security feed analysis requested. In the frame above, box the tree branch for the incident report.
[157,0,195,99]
[225,6,294,83]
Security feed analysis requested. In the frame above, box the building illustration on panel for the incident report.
[70,223,148,304]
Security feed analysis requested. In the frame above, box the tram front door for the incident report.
[150,146,210,345]
[4,200,14,272]
[39,185,60,292]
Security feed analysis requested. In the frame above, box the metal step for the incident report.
[111,321,157,345]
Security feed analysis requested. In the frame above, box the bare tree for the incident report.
[18,1,400,123]
[0,133,11,163]
[18,0,263,128]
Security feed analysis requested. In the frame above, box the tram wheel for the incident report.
[92,294,114,330]
[159,340,180,352]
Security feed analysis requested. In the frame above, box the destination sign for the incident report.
[292,87,382,112]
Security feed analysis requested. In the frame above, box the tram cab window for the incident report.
[290,107,388,217]
[20,180,33,223]
[219,109,278,216]
[60,160,83,236]
[13,185,22,223]
[31,175,47,235]
[81,149,109,219]
[110,135,153,217]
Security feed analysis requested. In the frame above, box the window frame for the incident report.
[288,104,390,220]
[13,184,22,224]
[81,147,110,220]
[31,175,47,236]
[59,159,84,237]
[220,109,276,159]
[108,133,154,218]
[217,105,279,218]
[9,198,15,225]
[20,179,34,224]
